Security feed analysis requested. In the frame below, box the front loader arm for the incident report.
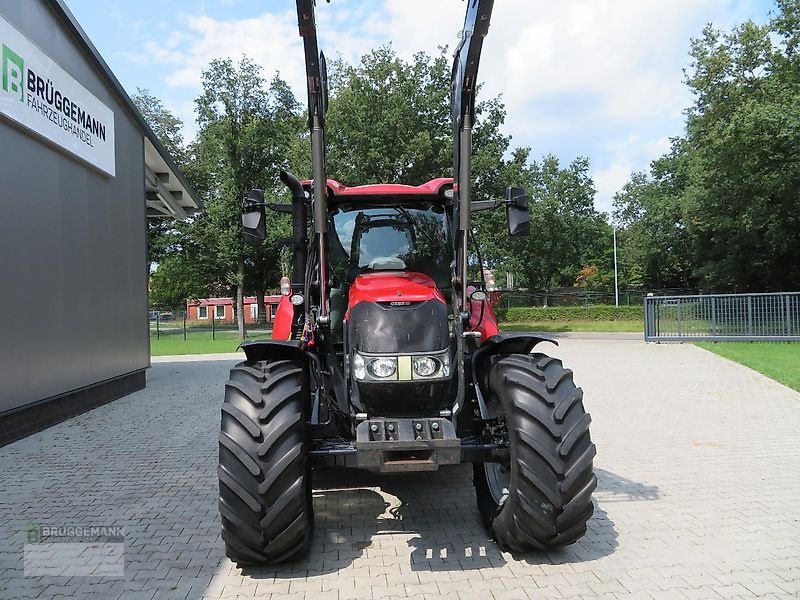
[451,0,495,318]
[295,0,331,322]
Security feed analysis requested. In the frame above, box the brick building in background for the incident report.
[186,296,284,324]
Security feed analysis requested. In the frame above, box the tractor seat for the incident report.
[367,257,407,270]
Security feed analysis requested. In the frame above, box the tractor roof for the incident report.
[302,178,453,200]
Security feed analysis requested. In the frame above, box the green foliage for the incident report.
[148,253,209,310]
[613,150,695,290]
[150,331,270,356]
[496,305,643,322]
[696,342,800,392]
[193,59,304,325]
[131,89,188,265]
[326,47,452,184]
[615,1,800,292]
[479,151,610,292]
[132,88,186,164]
[499,320,644,333]
[147,46,612,316]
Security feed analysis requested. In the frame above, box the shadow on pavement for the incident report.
[243,464,634,578]
[595,467,660,501]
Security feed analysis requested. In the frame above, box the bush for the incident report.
[496,305,643,322]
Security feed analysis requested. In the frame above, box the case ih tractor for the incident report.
[218,0,596,564]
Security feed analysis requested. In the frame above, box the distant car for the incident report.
[149,310,174,321]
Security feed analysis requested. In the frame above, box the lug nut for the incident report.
[415,423,423,431]
[432,422,440,431]
[387,423,395,432]
[370,424,378,433]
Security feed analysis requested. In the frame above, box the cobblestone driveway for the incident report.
[1,340,799,599]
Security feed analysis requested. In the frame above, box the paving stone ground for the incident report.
[1,339,799,599]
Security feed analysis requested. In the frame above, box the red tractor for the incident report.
[219,0,596,564]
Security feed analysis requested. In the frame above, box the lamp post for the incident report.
[613,226,619,307]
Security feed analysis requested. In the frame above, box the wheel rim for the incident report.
[484,461,510,506]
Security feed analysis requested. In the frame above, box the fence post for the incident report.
[212,310,216,341]
[156,311,160,340]
[711,296,717,337]
[747,295,753,337]
[677,300,683,336]
[786,294,792,336]
[183,311,187,341]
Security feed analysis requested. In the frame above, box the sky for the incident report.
[67,0,775,214]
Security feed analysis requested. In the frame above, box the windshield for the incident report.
[329,204,452,290]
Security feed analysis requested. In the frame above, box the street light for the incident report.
[613,227,619,307]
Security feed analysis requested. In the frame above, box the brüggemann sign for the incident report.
[0,14,115,176]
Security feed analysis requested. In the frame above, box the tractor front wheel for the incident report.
[474,353,596,552]
[218,359,313,565]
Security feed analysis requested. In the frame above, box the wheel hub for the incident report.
[484,461,510,505]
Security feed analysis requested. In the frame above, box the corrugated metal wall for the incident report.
[0,0,149,414]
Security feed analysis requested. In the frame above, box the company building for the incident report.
[0,0,200,445]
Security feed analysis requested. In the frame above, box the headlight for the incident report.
[413,356,439,377]
[367,357,397,378]
[352,353,366,380]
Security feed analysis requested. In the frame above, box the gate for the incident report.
[644,292,800,342]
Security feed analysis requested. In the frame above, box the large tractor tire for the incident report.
[218,359,313,565]
[474,353,596,552]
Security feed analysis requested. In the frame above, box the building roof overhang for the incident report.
[45,0,202,219]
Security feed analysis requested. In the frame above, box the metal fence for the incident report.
[644,292,800,342]
[149,310,272,341]
[499,288,696,308]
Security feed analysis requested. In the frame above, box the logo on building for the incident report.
[0,15,116,176]
[2,44,24,101]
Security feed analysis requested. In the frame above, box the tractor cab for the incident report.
[324,180,455,337]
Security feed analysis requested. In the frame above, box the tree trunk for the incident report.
[255,288,267,325]
[236,259,246,340]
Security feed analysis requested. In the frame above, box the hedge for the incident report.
[495,305,643,322]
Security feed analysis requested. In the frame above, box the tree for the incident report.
[132,88,186,163]
[682,5,800,291]
[612,143,695,290]
[616,1,800,292]
[148,253,210,310]
[483,151,609,302]
[131,89,188,266]
[194,58,303,337]
[326,47,452,185]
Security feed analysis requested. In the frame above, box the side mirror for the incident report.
[506,186,530,236]
[242,189,266,243]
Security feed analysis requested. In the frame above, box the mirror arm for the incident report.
[242,200,267,211]
[266,203,294,214]
[470,199,502,212]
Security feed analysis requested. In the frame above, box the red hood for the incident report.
[347,272,446,312]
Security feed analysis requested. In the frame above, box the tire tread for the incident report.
[475,352,596,553]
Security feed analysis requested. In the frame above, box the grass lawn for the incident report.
[695,342,800,392]
[499,320,644,333]
[151,321,643,355]
[150,330,271,356]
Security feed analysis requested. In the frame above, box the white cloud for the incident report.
[591,132,677,215]
[593,162,633,216]
[144,10,303,90]
[135,0,760,211]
